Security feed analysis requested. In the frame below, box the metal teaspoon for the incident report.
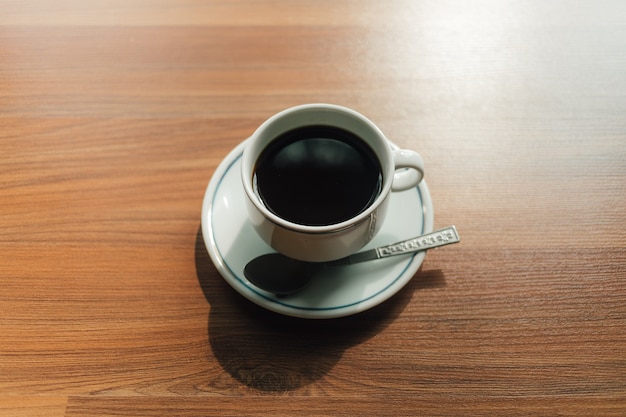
[243,226,460,296]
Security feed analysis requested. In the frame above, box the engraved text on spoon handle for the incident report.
[375,226,460,259]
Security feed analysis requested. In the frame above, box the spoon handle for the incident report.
[330,226,460,266]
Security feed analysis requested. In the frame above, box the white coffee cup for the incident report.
[241,103,424,262]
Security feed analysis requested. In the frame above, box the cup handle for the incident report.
[391,149,424,191]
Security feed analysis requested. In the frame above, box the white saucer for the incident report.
[200,139,434,319]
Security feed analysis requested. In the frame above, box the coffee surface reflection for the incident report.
[253,125,382,226]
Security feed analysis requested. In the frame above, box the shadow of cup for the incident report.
[194,228,445,392]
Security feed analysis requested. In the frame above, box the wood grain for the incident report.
[1,0,625,415]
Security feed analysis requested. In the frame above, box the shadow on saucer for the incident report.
[194,227,445,393]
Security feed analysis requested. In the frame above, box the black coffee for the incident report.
[253,125,383,226]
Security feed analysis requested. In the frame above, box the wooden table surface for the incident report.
[2,1,625,415]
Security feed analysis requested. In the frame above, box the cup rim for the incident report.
[241,103,395,234]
